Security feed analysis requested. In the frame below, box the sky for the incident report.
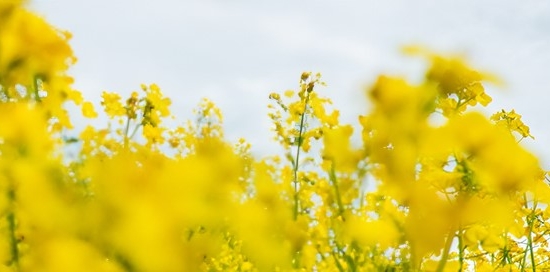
[31,0,550,165]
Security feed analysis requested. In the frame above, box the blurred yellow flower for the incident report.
[81,101,97,118]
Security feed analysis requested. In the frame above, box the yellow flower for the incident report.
[144,83,171,120]
[101,91,126,117]
[143,124,165,146]
[1,6,548,268]
[81,101,97,118]
[404,185,453,263]
[426,56,482,94]
[464,225,488,249]
[309,93,339,127]
[0,6,75,94]
[491,109,534,139]
[343,214,399,249]
[283,90,294,98]
[268,92,280,100]
[322,125,360,172]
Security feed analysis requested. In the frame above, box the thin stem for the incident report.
[519,193,537,272]
[33,76,41,102]
[332,240,348,272]
[7,184,19,271]
[527,214,536,272]
[329,162,344,216]
[292,251,301,269]
[455,97,474,111]
[332,251,345,272]
[521,240,528,271]
[458,227,464,271]
[129,124,141,140]
[358,189,365,210]
[292,91,311,220]
[436,230,455,272]
[498,236,511,268]
[123,116,131,148]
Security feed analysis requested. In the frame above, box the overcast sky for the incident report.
[31,0,550,165]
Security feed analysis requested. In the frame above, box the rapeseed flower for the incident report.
[0,3,548,271]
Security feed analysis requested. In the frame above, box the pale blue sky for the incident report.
[32,0,550,165]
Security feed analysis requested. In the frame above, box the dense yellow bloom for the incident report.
[101,92,126,118]
[142,83,171,126]
[0,6,74,90]
[1,4,549,271]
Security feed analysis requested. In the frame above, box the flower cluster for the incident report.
[0,2,548,272]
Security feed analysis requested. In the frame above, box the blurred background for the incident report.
[32,0,550,165]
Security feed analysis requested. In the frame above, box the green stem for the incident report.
[292,91,311,220]
[458,227,464,271]
[122,121,142,150]
[128,123,141,140]
[499,236,510,268]
[292,251,301,269]
[525,195,537,272]
[33,76,41,102]
[527,214,536,272]
[520,194,529,271]
[329,162,344,216]
[7,184,19,271]
[332,251,345,272]
[123,116,131,148]
[436,230,454,272]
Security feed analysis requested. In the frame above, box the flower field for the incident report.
[1,1,549,271]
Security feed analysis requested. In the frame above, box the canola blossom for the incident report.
[0,2,549,271]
